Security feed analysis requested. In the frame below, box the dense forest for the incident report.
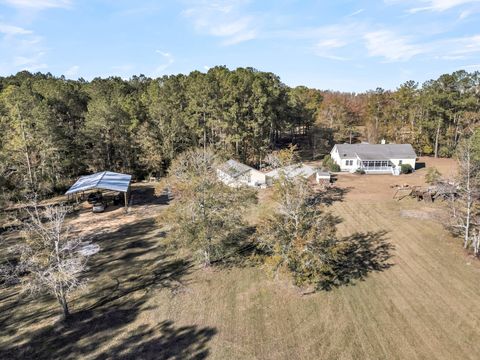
[1,67,479,203]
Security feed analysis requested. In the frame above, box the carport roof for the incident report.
[65,171,132,195]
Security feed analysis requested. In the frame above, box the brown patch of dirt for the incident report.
[67,183,169,239]
[330,156,457,202]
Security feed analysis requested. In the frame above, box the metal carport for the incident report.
[65,171,132,210]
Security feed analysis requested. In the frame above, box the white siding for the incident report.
[330,146,342,165]
[330,146,358,172]
[217,168,266,188]
[249,169,267,187]
[390,158,416,169]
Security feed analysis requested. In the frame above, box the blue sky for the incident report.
[1,0,480,92]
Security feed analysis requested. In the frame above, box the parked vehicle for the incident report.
[92,202,106,213]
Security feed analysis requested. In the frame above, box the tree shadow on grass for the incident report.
[319,230,395,290]
[0,299,216,360]
[94,320,217,360]
[315,186,351,206]
[0,216,195,359]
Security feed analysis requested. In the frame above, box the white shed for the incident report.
[266,164,317,180]
[217,159,267,188]
[316,170,331,183]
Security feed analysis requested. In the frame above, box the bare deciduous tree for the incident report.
[3,203,98,320]
[443,136,480,254]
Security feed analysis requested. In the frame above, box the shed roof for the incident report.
[335,144,417,160]
[266,164,316,179]
[65,171,132,195]
[218,159,255,179]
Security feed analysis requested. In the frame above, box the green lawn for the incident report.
[1,184,480,359]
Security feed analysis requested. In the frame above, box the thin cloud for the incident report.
[314,38,349,60]
[364,30,424,61]
[182,0,257,45]
[1,0,72,9]
[398,0,480,13]
[13,52,47,71]
[0,23,32,35]
[0,21,47,73]
[154,50,174,74]
[346,9,365,17]
[64,65,79,77]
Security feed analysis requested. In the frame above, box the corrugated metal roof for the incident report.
[218,159,255,179]
[65,171,132,194]
[266,164,316,179]
[335,144,417,160]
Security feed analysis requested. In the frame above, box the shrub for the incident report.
[355,168,365,175]
[329,163,341,172]
[322,155,340,172]
[400,164,413,174]
[438,146,452,158]
[425,167,442,184]
[422,144,433,155]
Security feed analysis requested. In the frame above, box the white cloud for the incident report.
[154,50,174,74]
[0,22,47,74]
[346,9,365,17]
[364,30,424,61]
[405,0,480,12]
[0,23,32,35]
[182,0,257,45]
[461,63,480,69]
[1,0,72,9]
[13,53,47,71]
[64,65,79,77]
[314,38,349,60]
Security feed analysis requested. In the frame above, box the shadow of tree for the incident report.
[0,214,194,358]
[320,230,394,290]
[0,301,216,360]
[0,297,150,359]
[94,320,217,360]
[315,186,351,206]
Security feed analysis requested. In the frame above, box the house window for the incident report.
[399,160,403,165]
[345,160,353,166]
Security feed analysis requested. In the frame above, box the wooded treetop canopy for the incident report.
[65,171,132,195]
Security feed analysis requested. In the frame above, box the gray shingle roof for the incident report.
[218,159,254,179]
[335,144,417,160]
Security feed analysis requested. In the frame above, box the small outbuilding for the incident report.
[266,164,317,180]
[217,159,267,188]
[316,170,331,183]
[65,171,132,210]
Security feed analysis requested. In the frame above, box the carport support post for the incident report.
[124,186,130,213]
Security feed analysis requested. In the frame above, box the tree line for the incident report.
[1,68,479,204]
[317,71,480,157]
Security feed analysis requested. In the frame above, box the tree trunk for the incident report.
[59,294,70,320]
[434,120,441,158]
[464,150,471,248]
[18,113,35,190]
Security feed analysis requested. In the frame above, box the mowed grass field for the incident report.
[1,158,480,359]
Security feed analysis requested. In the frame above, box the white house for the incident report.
[330,143,417,175]
[217,159,267,188]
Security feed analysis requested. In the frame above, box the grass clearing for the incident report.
[1,158,480,359]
